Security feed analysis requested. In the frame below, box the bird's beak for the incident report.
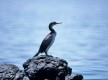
[56,22,62,24]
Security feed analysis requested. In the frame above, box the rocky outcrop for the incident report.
[0,55,83,80]
[23,55,72,80]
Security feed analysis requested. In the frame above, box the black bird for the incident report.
[34,21,62,56]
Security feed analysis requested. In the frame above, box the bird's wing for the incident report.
[39,33,55,52]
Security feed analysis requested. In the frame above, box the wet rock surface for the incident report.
[0,55,83,80]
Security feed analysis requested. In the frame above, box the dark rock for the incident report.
[66,74,83,80]
[14,70,29,80]
[0,55,83,80]
[72,74,83,80]
[0,64,19,80]
[0,64,30,80]
[23,55,72,80]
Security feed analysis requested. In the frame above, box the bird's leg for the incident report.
[45,51,48,56]
[33,52,39,57]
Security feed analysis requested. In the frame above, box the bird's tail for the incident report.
[33,51,40,57]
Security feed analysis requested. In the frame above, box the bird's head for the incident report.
[49,21,62,27]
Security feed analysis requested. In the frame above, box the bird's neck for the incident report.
[49,24,56,33]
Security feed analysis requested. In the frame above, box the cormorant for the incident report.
[34,21,62,56]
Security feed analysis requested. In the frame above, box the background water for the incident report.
[0,0,108,79]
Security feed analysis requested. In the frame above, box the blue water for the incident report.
[0,0,108,79]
